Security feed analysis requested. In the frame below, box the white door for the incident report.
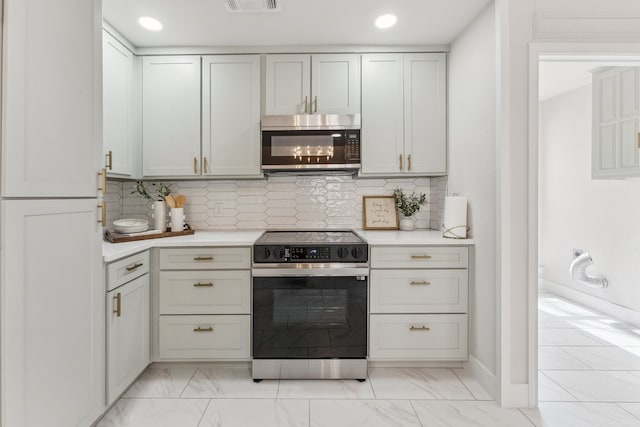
[404,53,447,175]
[142,56,201,176]
[1,199,104,427]
[360,54,405,175]
[107,274,150,405]
[592,68,618,177]
[103,30,135,177]
[264,54,311,115]
[1,0,102,197]
[311,54,361,114]
[202,55,261,177]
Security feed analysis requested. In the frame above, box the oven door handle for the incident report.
[252,267,369,277]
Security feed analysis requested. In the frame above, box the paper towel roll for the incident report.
[443,196,468,239]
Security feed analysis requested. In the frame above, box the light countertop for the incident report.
[103,229,474,263]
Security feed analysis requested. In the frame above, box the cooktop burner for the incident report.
[253,230,368,264]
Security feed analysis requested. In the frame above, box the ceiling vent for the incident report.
[223,0,280,13]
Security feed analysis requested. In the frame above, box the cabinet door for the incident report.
[202,55,261,176]
[142,56,201,176]
[592,69,618,177]
[618,67,640,172]
[360,54,405,175]
[1,199,104,427]
[264,54,311,114]
[311,54,360,114]
[2,0,102,197]
[404,53,447,175]
[107,274,150,405]
[103,30,136,177]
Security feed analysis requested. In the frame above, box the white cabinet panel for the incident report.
[142,56,201,176]
[311,54,360,114]
[369,314,468,360]
[1,199,104,427]
[202,55,261,176]
[103,30,136,177]
[106,274,150,405]
[159,315,250,359]
[370,246,468,269]
[159,270,251,314]
[159,247,251,270]
[106,250,150,292]
[2,0,102,197]
[265,55,311,115]
[370,269,468,314]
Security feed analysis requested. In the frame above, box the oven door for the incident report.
[252,269,368,359]
[261,130,354,169]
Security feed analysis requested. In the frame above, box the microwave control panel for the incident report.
[345,131,361,162]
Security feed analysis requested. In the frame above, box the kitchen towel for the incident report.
[443,196,468,239]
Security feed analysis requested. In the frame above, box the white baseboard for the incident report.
[463,355,497,400]
[499,384,530,408]
[540,279,640,327]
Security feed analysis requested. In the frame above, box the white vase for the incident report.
[152,200,166,231]
[399,217,415,231]
[169,208,185,232]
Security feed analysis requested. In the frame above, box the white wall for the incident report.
[540,85,640,312]
[497,0,640,407]
[448,3,497,396]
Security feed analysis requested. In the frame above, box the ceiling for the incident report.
[103,0,492,48]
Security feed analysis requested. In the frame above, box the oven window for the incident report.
[253,276,367,359]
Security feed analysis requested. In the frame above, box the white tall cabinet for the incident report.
[142,56,201,176]
[592,66,640,178]
[202,55,261,177]
[103,29,137,177]
[264,54,360,115]
[1,1,105,426]
[360,53,447,176]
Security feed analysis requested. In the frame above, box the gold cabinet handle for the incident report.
[399,155,403,171]
[637,132,640,149]
[204,157,209,174]
[313,95,318,113]
[194,157,198,174]
[194,282,214,287]
[194,256,214,261]
[194,326,213,332]
[411,254,432,260]
[410,326,430,331]
[97,168,106,192]
[106,151,113,170]
[408,154,412,171]
[113,292,121,317]
[98,202,106,226]
[410,281,431,286]
[303,96,308,114]
[126,262,143,272]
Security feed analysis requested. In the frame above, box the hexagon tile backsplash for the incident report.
[106,175,447,231]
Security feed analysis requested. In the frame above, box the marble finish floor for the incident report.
[96,293,640,426]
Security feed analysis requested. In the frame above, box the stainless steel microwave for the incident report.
[260,114,361,172]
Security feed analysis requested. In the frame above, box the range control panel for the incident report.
[253,244,368,263]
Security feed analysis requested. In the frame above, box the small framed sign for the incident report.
[363,196,399,230]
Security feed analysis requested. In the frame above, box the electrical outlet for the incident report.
[213,202,224,217]
[572,248,584,258]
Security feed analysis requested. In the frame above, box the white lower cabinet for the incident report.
[157,247,251,360]
[369,245,469,362]
[106,251,150,406]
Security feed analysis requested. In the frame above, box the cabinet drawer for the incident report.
[159,247,250,270]
[369,314,468,360]
[370,270,468,314]
[106,251,150,291]
[159,271,250,315]
[370,246,468,269]
[158,315,250,359]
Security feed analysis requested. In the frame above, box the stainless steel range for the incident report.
[252,230,369,381]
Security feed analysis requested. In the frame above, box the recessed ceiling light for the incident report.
[375,14,397,29]
[138,16,163,31]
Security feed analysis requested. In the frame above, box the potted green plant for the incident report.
[131,181,173,231]
[393,187,428,231]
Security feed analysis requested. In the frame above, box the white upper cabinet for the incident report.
[265,54,360,115]
[361,53,447,176]
[2,0,102,197]
[142,56,201,177]
[202,55,261,177]
[592,67,640,178]
[103,30,136,177]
